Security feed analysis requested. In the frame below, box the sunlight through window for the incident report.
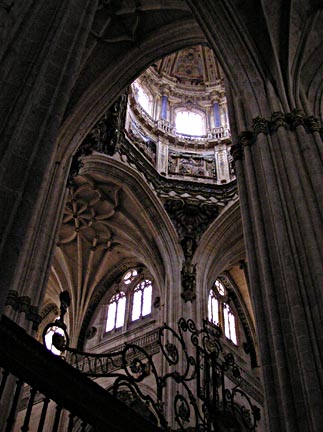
[208,279,237,345]
[106,292,126,332]
[134,82,151,114]
[175,111,204,136]
[132,280,152,321]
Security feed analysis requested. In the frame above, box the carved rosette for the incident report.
[58,176,120,249]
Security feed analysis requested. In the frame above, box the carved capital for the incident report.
[6,290,18,307]
[270,111,286,131]
[252,116,268,135]
[230,143,243,163]
[5,290,42,330]
[286,109,305,130]
[306,116,320,133]
[238,131,254,147]
[26,306,42,330]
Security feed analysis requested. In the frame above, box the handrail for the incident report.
[0,315,162,432]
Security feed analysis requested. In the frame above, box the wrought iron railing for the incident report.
[44,294,261,431]
[65,319,260,431]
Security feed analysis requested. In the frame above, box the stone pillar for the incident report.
[0,0,99,319]
[214,144,230,183]
[231,112,323,431]
[157,138,168,175]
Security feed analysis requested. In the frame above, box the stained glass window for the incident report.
[105,269,154,333]
[44,326,65,356]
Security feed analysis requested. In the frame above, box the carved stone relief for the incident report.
[168,151,215,179]
[164,199,219,302]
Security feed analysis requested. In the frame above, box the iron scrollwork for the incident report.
[44,299,260,431]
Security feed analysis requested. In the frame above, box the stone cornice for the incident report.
[120,136,237,205]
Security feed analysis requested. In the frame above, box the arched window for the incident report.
[106,291,126,332]
[133,81,152,115]
[223,303,237,344]
[131,279,152,321]
[175,110,205,136]
[105,268,154,334]
[208,279,237,345]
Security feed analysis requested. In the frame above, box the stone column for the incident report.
[213,102,221,128]
[157,137,168,175]
[186,1,323,429]
[0,0,99,319]
[161,95,168,120]
[214,144,230,183]
[231,112,323,432]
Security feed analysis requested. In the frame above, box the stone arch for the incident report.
[46,155,183,346]
[1,12,207,317]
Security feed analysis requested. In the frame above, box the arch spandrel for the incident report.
[57,18,206,161]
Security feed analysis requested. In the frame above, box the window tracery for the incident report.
[131,279,152,321]
[106,291,126,332]
[105,268,154,334]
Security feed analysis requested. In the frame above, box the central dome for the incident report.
[153,45,224,87]
[125,44,233,186]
